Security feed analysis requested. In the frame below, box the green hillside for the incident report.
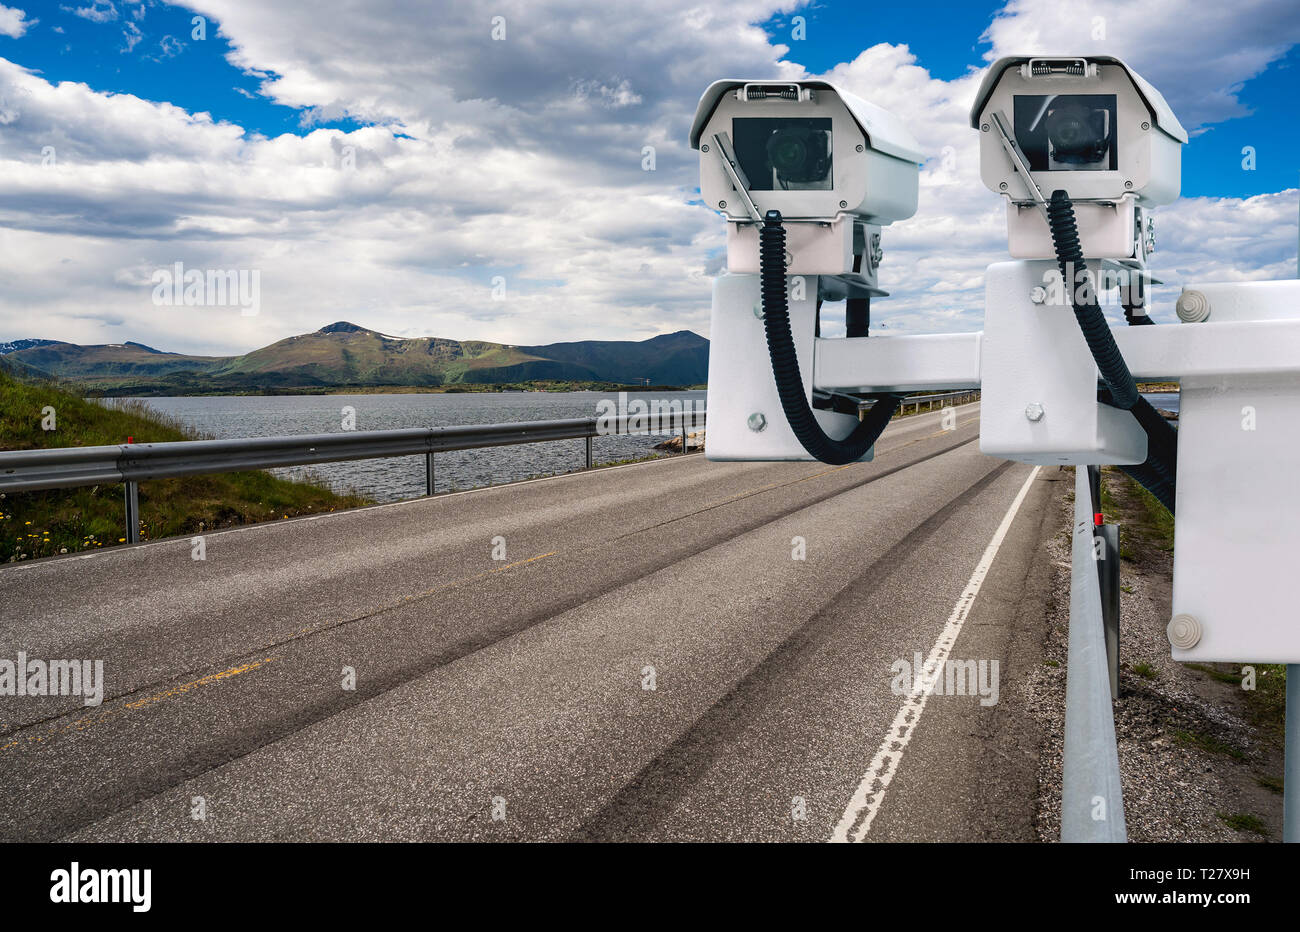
[0,369,368,563]
[1,322,709,394]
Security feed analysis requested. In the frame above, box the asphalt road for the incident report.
[0,403,1065,841]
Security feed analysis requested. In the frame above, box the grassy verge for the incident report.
[1,370,370,562]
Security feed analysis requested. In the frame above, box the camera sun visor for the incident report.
[1013,94,1117,172]
[733,117,833,191]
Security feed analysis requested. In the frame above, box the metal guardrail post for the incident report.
[1286,665,1298,843]
[585,435,593,469]
[1097,523,1121,700]
[123,480,140,544]
[425,452,435,496]
[1087,466,1121,700]
[1062,465,1127,842]
[680,418,688,454]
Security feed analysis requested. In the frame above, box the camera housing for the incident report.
[970,56,1186,260]
[691,80,922,275]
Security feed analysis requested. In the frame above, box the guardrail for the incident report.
[0,409,706,543]
[1061,465,1127,842]
[891,389,980,415]
[0,389,973,545]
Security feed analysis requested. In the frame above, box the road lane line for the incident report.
[0,658,277,753]
[829,464,1041,843]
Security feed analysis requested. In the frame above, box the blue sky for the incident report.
[763,2,1300,199]
[10,1,1295,197]
[6,1,366,134]
[0,0,1296,353]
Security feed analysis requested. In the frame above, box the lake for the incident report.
[116,388,1176,502]
[1142,392,1179,414]
[120,390,706,502]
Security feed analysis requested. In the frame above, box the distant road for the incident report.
[0,403,1064,841]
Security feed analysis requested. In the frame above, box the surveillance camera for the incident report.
[970,57,1187,260]
[691,80,922,275]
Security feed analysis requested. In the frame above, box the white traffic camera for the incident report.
[970,56,1187,260]
[691,80,922,275]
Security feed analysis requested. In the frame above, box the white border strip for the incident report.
[830,464,1042,843]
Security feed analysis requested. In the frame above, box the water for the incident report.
[1142,392,1179,414]
[120,391,706,502]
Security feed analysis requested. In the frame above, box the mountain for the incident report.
[0,338,62,355]
[518,331,709,386]
[4,341,228,381]
[2,322,709,394]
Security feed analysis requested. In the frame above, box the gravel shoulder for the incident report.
[1026,466,1286,842]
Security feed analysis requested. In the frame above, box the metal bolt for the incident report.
[839,200,848,208]
[1024,402,1045,422]
[718,200,727,209]
[1029,286,1047,304]
[1176,289,1211,323]
[1124,180,1133,189]
[701,143,710,152]
[1167,613,1203,650]
[1140,121,1150,131]
[999,182,1008,190]
[981,123,990,132]
[855,144,865,152]
[747,412,768,432]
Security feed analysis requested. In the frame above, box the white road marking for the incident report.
[829,464,1041,843]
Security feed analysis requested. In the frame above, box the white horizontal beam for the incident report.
[1113,319,1300,381]
[813,332,982,392]
[812,319,1300,392]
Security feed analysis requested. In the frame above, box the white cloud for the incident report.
[120,21,142,53]
[0,4,34,38]
[982,0,1300,130]
[0,0,1294,357]
[62,2,118,24]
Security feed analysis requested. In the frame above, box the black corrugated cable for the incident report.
[1045,190,1178,513]
[759,211,901,465]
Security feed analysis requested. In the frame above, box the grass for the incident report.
[1216,812,1269,835]
[1132,662,1158,680]
[1184,662,1288,742]
[1256,775,1284,795]
[0,369,370,562]
[1173,728,1248,762]
[1241,663,1289,742]
[1185,663,1243,686]
[1128,481,1176,552]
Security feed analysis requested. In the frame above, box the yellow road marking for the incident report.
[1,658,277,753]
[125,658,276,711]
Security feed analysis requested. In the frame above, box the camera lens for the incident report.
[1045,103,1109,165]
[765,126,830,184]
